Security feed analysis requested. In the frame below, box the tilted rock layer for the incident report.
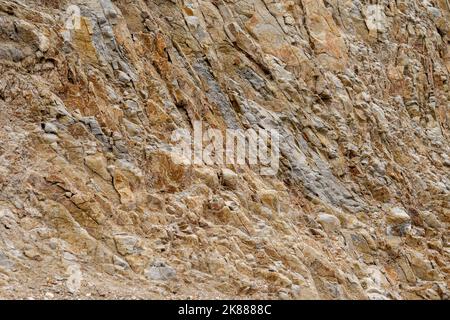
[0,0,449,299]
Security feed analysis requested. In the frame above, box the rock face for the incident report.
[0,0,449,300]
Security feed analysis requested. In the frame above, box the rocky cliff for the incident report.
[0,0,449,299]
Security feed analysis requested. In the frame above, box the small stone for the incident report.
[38,34,50,52]
[0,252,13,270]
[24,248,42,261]
[66,265,82,294]
[317,213,341,232]
[408,250,440,281]
[278,291,290,300]
[113,255,130,270]
[0,277,8,287]
[42,122,58,134]
[386,236,402,251]
[123,118,141,136]
[420,211,441,229]
[221,168,238,189]
[386,207,410,225]
[42,133,59,144]
[259,190,279,210]
[117,71,131,83]
[193,167,219,188]
[145,261,176,281]
[185,16,200,29]
[85,154,111,180]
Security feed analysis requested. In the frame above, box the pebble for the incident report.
[145,261,176,281]
[386,207,411,225]
[42,122,58,134]
[317,213,341,232]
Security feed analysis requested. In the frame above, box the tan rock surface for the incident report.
[0,0,448,300]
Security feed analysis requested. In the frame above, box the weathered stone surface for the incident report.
[0,0,448,300]
[84,154,111,180]
[386,207,411,225]
[145,261,176,281]
[221,168,238,189]
[316,213,341,233]
[113,234,142,256]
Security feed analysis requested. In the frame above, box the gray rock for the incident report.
[100,0,118,20]
[427,7,441,19]
[238,67,272,98]
[41,133,59,144]
[193,59,240,129]
[0,251,13,270]
[145,261,176,281]
[117,70,131,83]
[123,118,141,137]
[81,116,109,144]
[113,255,130,270]
[221,168,238,189]
[386,207,410,225]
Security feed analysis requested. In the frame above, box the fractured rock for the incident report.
[145,261,176,281]
[317,213,341,232]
